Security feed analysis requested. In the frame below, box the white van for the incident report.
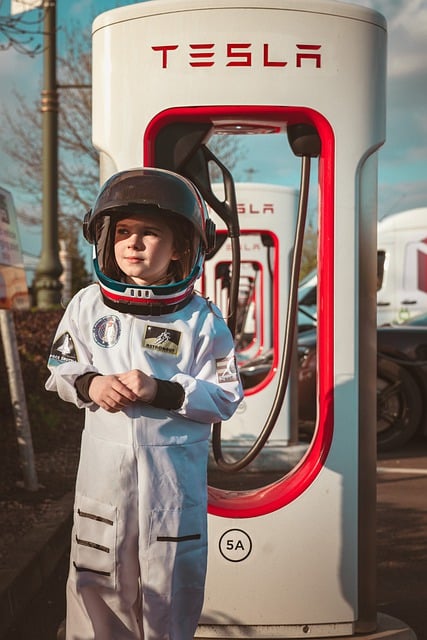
[298,207,427,328]
[377,207,427,325]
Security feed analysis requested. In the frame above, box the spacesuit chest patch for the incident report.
[48,332,78,366]
[216,356,239,384]
[92,316,121,348]
[142,324,181,356]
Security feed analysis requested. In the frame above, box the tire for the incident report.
[376,358,422,452]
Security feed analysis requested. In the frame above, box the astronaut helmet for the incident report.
[83,167,215,314]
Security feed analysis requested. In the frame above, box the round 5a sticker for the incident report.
[219,529,252,562]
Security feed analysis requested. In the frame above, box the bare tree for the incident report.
[3,25,98,225]
[300,224,317,281]
[0,1,43,56]
[2,21,244,228]
[55,27,98,217]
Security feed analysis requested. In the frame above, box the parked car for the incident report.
[297,269,317,333]
[299,313,427,451]
[376,314,427,449]
[239,313,427,452]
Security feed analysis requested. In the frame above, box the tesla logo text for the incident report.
[152,43,322,69]
[237,203,275,215]
[225,242,263,253]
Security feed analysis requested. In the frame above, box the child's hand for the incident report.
[118,369,158,404]
[88,374,139,412]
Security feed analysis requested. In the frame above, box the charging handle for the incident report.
[287,123,321,158]
[181,145,241,336]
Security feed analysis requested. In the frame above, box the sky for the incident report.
[0,0,426,270]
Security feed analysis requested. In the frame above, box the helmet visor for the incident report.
[94,208,199,285]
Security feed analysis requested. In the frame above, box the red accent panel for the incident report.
[100,284,192,306]
[232,229,277,395]
[418,237,427,294]
[143,106,335,518]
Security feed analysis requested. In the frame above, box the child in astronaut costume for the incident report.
[46,168,243,640]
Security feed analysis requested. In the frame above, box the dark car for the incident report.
[239,313,427,452]
[297,313,427,452]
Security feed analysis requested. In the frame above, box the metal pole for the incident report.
[35,0,62,308]
[0,310,39,491]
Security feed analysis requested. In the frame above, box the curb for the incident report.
[0,492,73,638]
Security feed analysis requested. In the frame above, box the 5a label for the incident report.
[219,529,252,562]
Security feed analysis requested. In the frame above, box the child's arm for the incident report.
[45,288,103,407]
[172,307,244,424]
[85,373,138,412]
[74,369,185,412]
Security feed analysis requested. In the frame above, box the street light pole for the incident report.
[35,0,62,308]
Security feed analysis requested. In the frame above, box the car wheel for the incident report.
[376,358,422,452]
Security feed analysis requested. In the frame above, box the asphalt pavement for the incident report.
[1,437,426,640]
[375,435,427,640]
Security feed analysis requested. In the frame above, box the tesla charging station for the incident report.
[204,182,299,455]
[92,1,414,638]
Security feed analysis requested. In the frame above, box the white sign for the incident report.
[0,187,30,309]
[10,0,43,15]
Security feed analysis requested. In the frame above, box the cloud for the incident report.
[377,175,427,217]
[353,1,427,215]
[386,0,427,70]
[345,1,427,77]
[0,47,33,75]
[0,49,41,118]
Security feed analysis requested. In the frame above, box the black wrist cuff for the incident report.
[75,372,101,402]
[151,379,185,410]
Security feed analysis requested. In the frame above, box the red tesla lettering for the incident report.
[242,242,262,252]
[237,203,275,214]
[226,43,251,67]
[152,45,178,68]
[189,43,215,67]
[263,44,287,67]
[296,44,321,68]
[151,42,323,70]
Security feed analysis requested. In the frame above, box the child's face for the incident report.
[114,214,178,286]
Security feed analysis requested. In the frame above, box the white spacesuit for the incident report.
[46,168,243,640]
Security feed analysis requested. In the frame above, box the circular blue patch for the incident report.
[93,315,121,348]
